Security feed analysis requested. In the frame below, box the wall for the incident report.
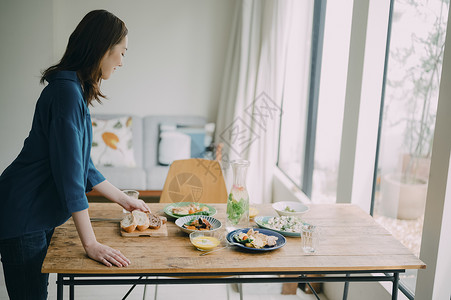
[0,0,54,171]
[0,0,235,171]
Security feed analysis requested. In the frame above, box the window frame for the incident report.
[275,0,451,298]
[370,0,449,298]
[276,0,327,198]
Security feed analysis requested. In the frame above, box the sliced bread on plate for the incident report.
[148,213,162,229]
[120,213,137,233]
[133,210,150,231]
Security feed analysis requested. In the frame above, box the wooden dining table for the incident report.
[42,203,426,300]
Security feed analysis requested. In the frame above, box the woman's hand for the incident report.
[72,209,131,267]
[84,241,130,267]
[122,196,150,213]
[91,180,150,213]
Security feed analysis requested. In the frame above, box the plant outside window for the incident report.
[374,0,449,294]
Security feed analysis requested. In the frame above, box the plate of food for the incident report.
[120,211,168,237]
[175,215,222,234]
[163,202,217,219]
[226,228,286,251]
[254,215,307,237]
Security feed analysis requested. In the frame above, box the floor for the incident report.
[0,271,329,300]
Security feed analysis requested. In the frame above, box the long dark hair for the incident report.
[41,10,128,105]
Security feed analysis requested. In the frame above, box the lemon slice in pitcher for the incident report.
[249,207,259,219]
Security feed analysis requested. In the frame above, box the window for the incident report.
[277,0,327,198]
[371,0,449,296]
[277,0,352,203]
[276,0,449,297]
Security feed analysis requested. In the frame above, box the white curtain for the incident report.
[215,0,295,204]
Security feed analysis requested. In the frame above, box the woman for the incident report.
[0,10,149,299]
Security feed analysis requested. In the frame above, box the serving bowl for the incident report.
[272,201,309,217]
[175,215,222,234]
[189,231,224,251]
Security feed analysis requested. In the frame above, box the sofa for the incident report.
[90,114,209,192]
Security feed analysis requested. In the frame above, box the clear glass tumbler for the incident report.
[301,224,319,253]
[122,189,139,213]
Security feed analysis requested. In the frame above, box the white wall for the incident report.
[0,0,54,171]
[0,0,235,171]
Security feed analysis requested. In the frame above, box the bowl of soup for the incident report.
[189,231,223,251]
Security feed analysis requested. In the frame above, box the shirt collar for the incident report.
[45,71,80,83]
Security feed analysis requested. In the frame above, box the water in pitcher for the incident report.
[226,160,250,232]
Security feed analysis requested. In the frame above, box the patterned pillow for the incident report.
[90,116,136,167]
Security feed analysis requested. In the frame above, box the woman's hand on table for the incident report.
[85,241,131,268]
[72,209,131,268]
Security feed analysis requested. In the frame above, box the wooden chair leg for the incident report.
[282,282,298,295]
[281,275,299,295]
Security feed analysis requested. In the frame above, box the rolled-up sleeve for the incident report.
[49,117,88,213]
[86,158,105,192]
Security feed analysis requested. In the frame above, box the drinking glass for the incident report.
[122,190,139,213]
[301,224,319,253]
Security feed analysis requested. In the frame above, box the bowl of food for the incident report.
[189,231,224,251]
[272,201,309,217]
[175,215,222,234]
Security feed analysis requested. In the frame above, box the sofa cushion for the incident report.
[96,166,146,190]
[91,116,136,167]
[91,115,143,168]
[143,116,206,169]
[158,129,191,165]
[159,124,209,160]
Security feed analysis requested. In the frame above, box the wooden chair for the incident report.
[147,159,240,300]
[159,158,228,204]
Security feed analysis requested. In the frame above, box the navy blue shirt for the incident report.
[0,71,105,240]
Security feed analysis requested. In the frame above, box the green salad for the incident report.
[226,193,248,225]
[284,206,296,212]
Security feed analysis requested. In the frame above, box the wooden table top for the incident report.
[42,203,426,275]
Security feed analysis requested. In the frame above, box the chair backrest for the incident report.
[159,159,228,203]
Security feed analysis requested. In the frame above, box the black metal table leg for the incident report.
[121,276,143,300]
[69,275,74,300]
[306,282,321,300]
[392,272,399,300]
[57,274,63,300]
[343,273,350,300]
[51,269,405,299]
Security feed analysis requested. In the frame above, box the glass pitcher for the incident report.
[226,159,250,231]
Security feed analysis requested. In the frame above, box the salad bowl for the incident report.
[272,201,309,217]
